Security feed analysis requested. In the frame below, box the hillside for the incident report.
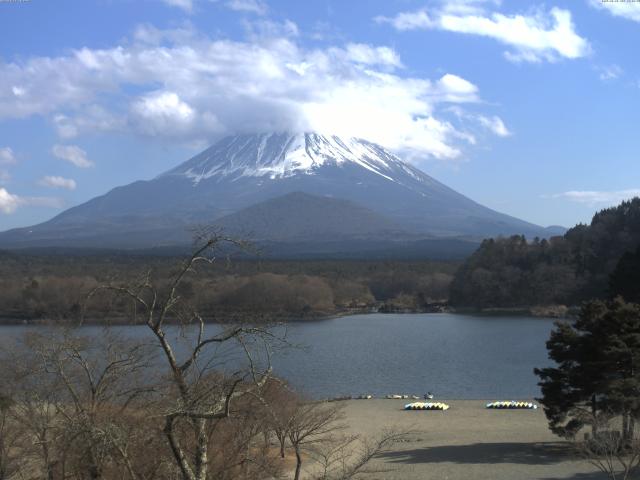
[215,192,403,241]
[449,198,640,308]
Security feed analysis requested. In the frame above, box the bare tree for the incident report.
[5,330,158,480]
[0,337,65,480]
[260,379,298,459]
[309,429,410,480]
[576,413,640,480]
[86,233,280,480]
[286,401,345,480]
[205,394,283,480]
[0,393,26,480]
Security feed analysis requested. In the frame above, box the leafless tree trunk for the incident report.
[286,401,345,480]
[577,413,640,480]
[86,233,279,480]
[259,379,297,460]
[0,394,26,480]
[1,328,159,480]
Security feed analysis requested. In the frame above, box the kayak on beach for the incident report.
[486,401,538,409]
[404,402,450,411]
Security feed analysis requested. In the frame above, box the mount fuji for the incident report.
[0,133,559,255]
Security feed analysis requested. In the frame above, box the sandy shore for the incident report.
[332,399,604,480]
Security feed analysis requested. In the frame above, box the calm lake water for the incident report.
[0,313,558,399]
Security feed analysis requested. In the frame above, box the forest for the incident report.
[450,198,640,309]
[4,198,640,323]
[0,252,456,323]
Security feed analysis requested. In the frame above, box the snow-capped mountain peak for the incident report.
[0,131,551,250]
[162,132,411,184]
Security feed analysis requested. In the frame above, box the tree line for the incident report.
[0,254,455,323]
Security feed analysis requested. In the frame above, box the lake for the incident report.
[0,313,558,400]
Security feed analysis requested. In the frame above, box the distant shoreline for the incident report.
[450,305,577,319]
[0,304,573,327]
[0,301,452,326]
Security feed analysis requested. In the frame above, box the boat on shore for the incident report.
[486,401,537,409]
[404,402,450,411]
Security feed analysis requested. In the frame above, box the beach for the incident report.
[335,399,604,480]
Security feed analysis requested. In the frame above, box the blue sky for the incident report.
[0,0,639,230]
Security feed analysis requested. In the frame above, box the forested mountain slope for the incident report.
[449,198,640,308]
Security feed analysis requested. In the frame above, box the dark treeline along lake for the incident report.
[0,313,557,400]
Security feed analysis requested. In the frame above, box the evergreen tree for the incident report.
[610,245,640,303]
[535,299,640,442]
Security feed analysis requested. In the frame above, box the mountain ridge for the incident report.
[0,132,562,252]
[215,191,405,241]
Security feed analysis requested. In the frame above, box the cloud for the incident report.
[0,148,16,186]
[225,0,267,15]
[129,91,216,137]
[343,43,403,68]
[597,64,623,81]
[161,0,193,13]
[588,0,640,22]
[382,10,433,30]
[0,188,21,214]
[38,175,77,190]
[447,106,510,138]
[0,147,16,165]
[53,106,124,139]
[439,0,503,16]
[162,0,269,15]
[0,25,510,161]
[51,145,94,168]
[243,18,299,39]
[549,189,640,206]
[478,115,510,136]
[437,73,478,101]
[376,5,590,63]
[53,115,79,139]
[0,188,63,214]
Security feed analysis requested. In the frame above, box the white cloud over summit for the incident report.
[377,3,590,63]
[0,23,509,161]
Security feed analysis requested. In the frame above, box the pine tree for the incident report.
[535,299,640,442]
[610,246,640,303]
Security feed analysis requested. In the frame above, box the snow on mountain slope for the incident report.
[161,132,429,187]
[0,132,552,249]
